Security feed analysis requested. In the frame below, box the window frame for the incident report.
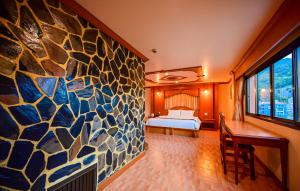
[245,37,300,129]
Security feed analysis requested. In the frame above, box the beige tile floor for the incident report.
[104,131,281,191]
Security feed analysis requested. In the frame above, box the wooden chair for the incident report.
[219,113,255,182]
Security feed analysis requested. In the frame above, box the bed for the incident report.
[145,107,201,137]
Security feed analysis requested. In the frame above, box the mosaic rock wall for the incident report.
[0,0,145,190]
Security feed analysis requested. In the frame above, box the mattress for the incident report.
[146,116,201,130]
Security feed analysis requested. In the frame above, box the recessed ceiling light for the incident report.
[175,81,178,83]
[165,72,168,76]
[151,49,158,53]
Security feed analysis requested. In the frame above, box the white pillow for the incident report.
[180,110,194,118]
[168,110,181,118]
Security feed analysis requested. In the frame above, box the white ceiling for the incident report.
[76,0,283,83]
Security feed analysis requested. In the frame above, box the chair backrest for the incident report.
[219,113,225,142]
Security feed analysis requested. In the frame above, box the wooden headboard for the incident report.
[169,106,198,117]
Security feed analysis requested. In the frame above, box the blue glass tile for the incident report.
[36,77,57,97]
[77,146,95,158]
[83,154,95,165]
[112,96,119,107]
[95,89,105,105]
[86,112,96,121]
[0,167,30,190]
[7,141,33,169]
[37,97,56,121]
[75,85,93,98]
[81,123,91,145]
[0,74,19,105]
[16,71,42,103]
[106,149,112,165]
[107,127,117,137]
[0,140,11,161]
[102,85,113,96]
[80,100,90,114]
[37,131,62,154]
[70,115,85,138]
[84,76,90,86]
[48,163,81,183]
[51,104,74,127]
[69,92,79,117]
[56,128,74,149]
[96,105,106,118]
[111,81,118,95]
[53,78,69,105]
[98,171,106,183]
[104,94,111,103]
[47,151,67,170]
[20,123,49,141]
[123,104,128,115]
[89,97,96,111]
[89,129,108,146]
[0,105,19,139]
[103,104,113,113]
[9,104,41,125]
[31,174,46,191]
[25,151,45,182]
[107,114,116,126]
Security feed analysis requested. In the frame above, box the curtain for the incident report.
[165,94,198,110]
[233,77,244,121]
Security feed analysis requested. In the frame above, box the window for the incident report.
[246,39,300,128]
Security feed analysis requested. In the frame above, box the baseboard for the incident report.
[97,151,146,190]
[254,154,286,190]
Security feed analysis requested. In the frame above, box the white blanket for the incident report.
[146,116,201,130]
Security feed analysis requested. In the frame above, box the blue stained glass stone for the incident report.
[89,97,96,111]
[25,151,45,182]
[47,151,67,170]
[16,71,42,103]
[86,112,96,121]
[69,92,79,117]
[7,140,33,169]
[107,114,116,126]
[70,115,85,138]
[0,167,30,190]
[81,123,91,145]
[83,154,95,165]
[49,163,81,183]
[53,78,69,105]
[37,97,56,121]
[104,104,113,113]
[20,122,49,141]
[96,105,106,118]
[106,149,112,165]
[36,77,57,97]
[56,128,74,149]
[96,89,105,105]
[98,171,106,183]
[77,146,95,158]
[112,96,119,107]
[75,85,93,98]
[123,104,128,115]
[0,105,19,139]
[31,174,46,191]
[52,104,74,127]
[0,140,11,161]
[85,76,90,86]
[80,100,90,114]
[9,104,41,126]
[37,131,62,154]
[102,85,113,96]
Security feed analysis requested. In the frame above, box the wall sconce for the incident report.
[156,92,161,96]
[203,89,208,94]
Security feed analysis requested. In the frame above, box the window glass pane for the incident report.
[257,67,271,116]
[247,75,257,113]
[273,53,294,120]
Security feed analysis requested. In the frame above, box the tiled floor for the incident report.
[104,131,281,191]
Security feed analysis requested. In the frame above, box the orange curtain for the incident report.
[233,77,244,121]
[165,94,198,110]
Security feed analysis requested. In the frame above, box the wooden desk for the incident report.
[225,120,289,191]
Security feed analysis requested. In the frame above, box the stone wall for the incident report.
[0,0,145,190]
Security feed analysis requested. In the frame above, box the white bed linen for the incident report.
[146,115,201,130]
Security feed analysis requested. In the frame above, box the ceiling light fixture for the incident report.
[165,72,168,76]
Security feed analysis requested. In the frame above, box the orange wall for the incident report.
[232,0,300,190]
